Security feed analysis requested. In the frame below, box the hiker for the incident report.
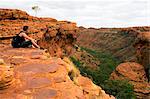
[11,26,40,48]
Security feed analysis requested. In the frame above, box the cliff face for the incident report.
[0,8,78,58]
[77,27,150,63]
[133,32,150,82]
[38,21,78,58]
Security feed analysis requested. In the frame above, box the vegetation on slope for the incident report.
[70,47,136,99]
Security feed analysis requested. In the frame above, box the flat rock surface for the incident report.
[0,44,113,99]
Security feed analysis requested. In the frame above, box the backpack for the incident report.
[11,32,25,48]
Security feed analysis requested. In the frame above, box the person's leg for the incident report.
[20,40,32,48]
[30,39,40,48]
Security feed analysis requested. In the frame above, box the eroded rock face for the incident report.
[134,32,150,81]
[0,59,14,90]
[0,8,78,57]
[0,44,114,99]
[110,62,150,99]
[38,21,78,58]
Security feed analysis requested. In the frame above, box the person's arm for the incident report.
[20,33,40,48]
[19,32,32,40]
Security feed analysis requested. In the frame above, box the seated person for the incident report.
[11,26,40,48]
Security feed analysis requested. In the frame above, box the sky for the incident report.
[0,0,149,28]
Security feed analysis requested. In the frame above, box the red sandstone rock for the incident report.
[0,8,78,57]
[110,62,150,98]
[0,44,113,99]
[0,9,30,20]
[0,59,14,90]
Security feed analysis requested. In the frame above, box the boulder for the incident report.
[0,59,14,90]
[110,62,150,98]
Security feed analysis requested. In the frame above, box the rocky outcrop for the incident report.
[0,59,14,90]
[0,8,78,57]
[38,21,78,58]
[0,9,30,20]
[0,44,114,99]
[110,62,150,99]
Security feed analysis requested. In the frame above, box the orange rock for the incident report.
[0,9,78,58]
[59,22,77,31]
[0,59,14,90]
[138,32,150,41]
[110,62,150,98]
[0,45,113,99]
[0,9,29,20]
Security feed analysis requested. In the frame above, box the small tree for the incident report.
[32,6,40,16]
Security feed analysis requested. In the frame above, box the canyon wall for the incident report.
[77,27,150,76]
[77,27,150,63]
[77,27,150,98]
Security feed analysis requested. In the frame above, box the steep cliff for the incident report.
[133,32,150,82]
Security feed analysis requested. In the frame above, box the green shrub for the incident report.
[80,47,120,84]
[70,47,135,98]
[103,80,136,99]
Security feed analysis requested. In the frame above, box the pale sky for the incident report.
[0,0,149,28]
